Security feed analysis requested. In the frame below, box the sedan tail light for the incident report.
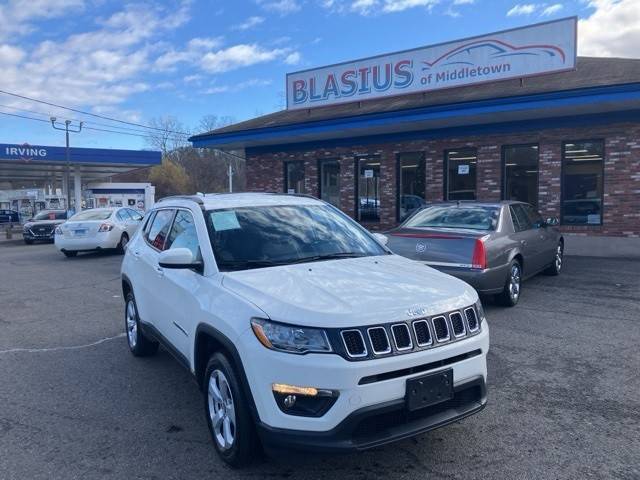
[98,223,114,232]
[471,238,487,270]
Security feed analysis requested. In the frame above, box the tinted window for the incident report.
[116,209,131,222]
[398,153,426,221]
[319,160,340,207]
[404,205,499,230]
[562,141,604,225]
[446,149,477,200]
[127,209,143,221]
[71,210,113,221]
[207,205,385,271]
[285,162,305,194]
[523,204,543,229]
[33,210,65,221]
[503,144,539,207]
[357,157,381,222]
[146,209,175,251]
[165,210,200,258]
[510,204,531,232]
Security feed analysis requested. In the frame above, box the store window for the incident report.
[319,160,340,208]
[503,144,539,207]
[284,161,305,194]
[397,152,426,221]
[357,157,381,222]
[445,149,477,200]
[561,140,604,225]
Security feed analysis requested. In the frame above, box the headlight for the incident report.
[475,299,486,325]
[251,318,332,354]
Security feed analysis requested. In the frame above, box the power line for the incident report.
[0,88,192,135]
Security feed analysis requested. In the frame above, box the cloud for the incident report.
[155,37,223,71]
[0,0,84,41]
[0,1,192,114]
[453,0,474,4]
[323,0,439,15]
[201,78,273,95]
[200,44,290,73]
[284,51,301,65]
[506,3,537,16]
[579,0,640,58]
[232,16,265,31]
[541,3,562,15]
[256,0,301,14]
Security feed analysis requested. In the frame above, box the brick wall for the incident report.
[246,122,640,236]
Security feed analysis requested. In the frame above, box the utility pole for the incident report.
[51,118,83,212]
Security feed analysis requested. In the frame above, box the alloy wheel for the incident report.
[208,369,236,451]
[509,263,521,302]
[555,245,563,272]
[126,300,137,348]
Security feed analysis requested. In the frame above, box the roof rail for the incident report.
[157,194,204,205]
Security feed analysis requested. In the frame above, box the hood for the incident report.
[24,219,65,228]
[221,254,477,328]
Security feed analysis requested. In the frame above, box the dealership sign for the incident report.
[286,17,577,110]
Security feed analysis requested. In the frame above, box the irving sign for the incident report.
[286,17,577,110]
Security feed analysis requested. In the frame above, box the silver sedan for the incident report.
[385,201,564,306]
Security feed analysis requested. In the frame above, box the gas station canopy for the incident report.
[0,143,161,184]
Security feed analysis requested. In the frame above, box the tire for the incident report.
[124,292,159,357]
[204,353,260,467]
[497,259,522,307]
[117,233,129,253]
[24,239,34,245]
[63,251,77,257]
[544,242,563,276]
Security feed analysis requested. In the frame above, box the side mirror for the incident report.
[158,248,203,272]
[545,217,559,227]
[372,232,389,246]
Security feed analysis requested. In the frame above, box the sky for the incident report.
[0,0,638,151]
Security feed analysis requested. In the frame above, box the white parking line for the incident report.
[0,333,126,355]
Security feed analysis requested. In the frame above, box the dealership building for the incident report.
[191,18,640,256]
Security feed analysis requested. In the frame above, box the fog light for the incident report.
[283,394,296,408]
[272,383,339,417]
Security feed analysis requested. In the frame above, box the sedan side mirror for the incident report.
[158,248,203,272]
[372,232,389,246]
[545,217,559,227]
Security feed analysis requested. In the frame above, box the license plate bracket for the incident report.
[74,229,87,236]
[405,369,453,411]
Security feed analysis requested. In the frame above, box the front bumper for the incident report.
[258,376,486,452]
[23,231,55,241]
[238,323,489,435]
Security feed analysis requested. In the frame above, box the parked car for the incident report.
[0,209,20,224]
[385,201,563,307]
[22,210,68,244]
[55,207,143,257]
[121,193,489,466]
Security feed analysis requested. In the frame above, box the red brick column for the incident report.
[538,142,562,220]
[477,144,501,201]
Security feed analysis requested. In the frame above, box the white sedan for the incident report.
[55,207,144,257]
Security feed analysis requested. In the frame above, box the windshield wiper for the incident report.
[218,260,285,271]
[286,252,367,264]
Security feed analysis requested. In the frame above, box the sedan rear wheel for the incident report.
[545,243,563,276]
[117,233,129,253]
[497,260,521,307]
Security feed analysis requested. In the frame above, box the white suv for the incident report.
[121,193,489,466]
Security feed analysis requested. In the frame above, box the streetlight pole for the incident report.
[51,118,83,212]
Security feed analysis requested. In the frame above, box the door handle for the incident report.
[155,266,164,277]
[520,240,527,246]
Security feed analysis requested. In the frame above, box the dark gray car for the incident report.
[385,201,563,306]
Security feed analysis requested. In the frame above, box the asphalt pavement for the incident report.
[1,242,638,479]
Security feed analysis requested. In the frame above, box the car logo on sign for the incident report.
[416,241,427,253]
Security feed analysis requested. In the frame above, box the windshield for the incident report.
[33,211,66,221]
[70,210,113,221]
[404,205,499,230]
[207,205,386,271]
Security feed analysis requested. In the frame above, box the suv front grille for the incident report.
[341,330,367,358]
[337,305,482,361]
[464,307,479,332]
[367,327,391,355]
[432,316,450,342]
[449,312,466,337]
[391,324,412,350]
